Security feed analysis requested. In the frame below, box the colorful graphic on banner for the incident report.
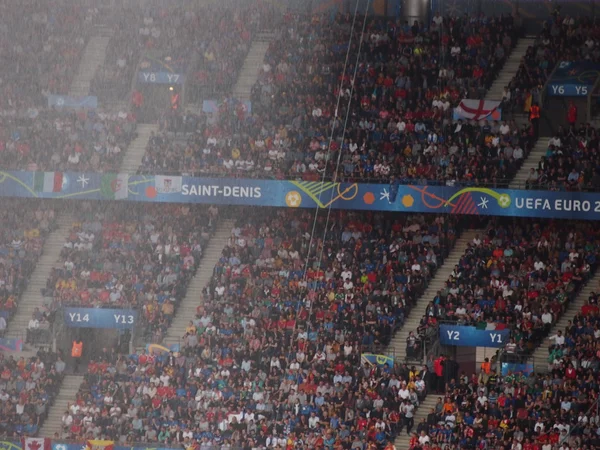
[48,95,98,109]
[4,171,600,221]
[547,61,600,97]
[361,353,394,367]
[439,324,509,348]
[63,308,138,329]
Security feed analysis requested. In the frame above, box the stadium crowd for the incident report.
[139,12,526,187]
[0,349,66,437]
[503,14,600,117]
[0,200,56,336]
[414,218,599,359]
[0,108,137,172]
[524,123,600,192]
[0,2,93,109]
[59,210,460,445]
[42,203,217,343]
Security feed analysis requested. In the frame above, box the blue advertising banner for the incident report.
[63,308,138,329]
[501,362,534,377]
[203,99,252,114]
[547,61,600,97]
[0,337,23,352]
[6,171,600,220]
[439,325,509,348]
[48,95,98,109]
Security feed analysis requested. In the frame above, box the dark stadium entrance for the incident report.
[134,83,182,124]
[55,308,136,373]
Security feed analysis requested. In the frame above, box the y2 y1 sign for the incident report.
[439,324,509,348]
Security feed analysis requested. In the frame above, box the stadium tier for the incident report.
[61,209,460,444]
[42,203,216,343]
[2,3,600,450]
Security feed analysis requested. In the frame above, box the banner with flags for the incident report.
[453,99,502,121]
[22,438,50,450]
[361,353,394,367]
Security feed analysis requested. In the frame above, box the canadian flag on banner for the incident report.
[22,438,51,450]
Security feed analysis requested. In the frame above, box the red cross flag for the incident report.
[454,99,501,121]
[22,438,50,450]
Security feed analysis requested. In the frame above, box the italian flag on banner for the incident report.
[33,172,64,193]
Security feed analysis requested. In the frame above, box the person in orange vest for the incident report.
[480,357,492,383]
[567,100,577,127]
[71,340,83,373]
[529,102,540,139]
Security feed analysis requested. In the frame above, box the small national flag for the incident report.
[86,440,114,450]
[100,174,129,200]
[23,437,51,450]
[33,172,64,193]
[155,175,182,194]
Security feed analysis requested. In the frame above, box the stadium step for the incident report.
[531,269,600,373]
[232,33,273,101]
[120,123,159,173]
[393,395,439,448]
[509,136,551,189]
[487,36,536,101]
[163,218,235,347]
[5,214,74,343]
[39,374,84,437]
[69,33,112,98]
[388,229,482,362]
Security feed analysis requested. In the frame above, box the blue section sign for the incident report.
[48,95,98,109]
[547,61,600,97]
[5,171,600,220]
[439,324,509,348]
[137,71,185,84]
[63,308,138,329]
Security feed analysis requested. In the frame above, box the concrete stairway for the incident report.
[39,374,84,437]
[232,32,275,101]
[163,219,234,348]
[69,27,112,98]
[394,395,439,449]
[120,123,159,173]
[487,37,536,101]
[532,270,600,372]
[5,214,73,342]
[509,136,550,189]
[388,229,480,362]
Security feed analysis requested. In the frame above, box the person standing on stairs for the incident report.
[567,100,578,128]
[71,339,83,373]
[401,399,415,435]
[529,102,540,139]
